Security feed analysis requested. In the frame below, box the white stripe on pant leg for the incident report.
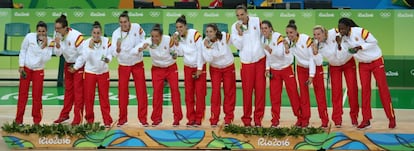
[343,88,348,106]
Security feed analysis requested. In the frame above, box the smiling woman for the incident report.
[14,21,53,126]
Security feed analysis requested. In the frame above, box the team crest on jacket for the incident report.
[254,26,256,30]
[273,43,275,46]
[222,42,224,46]
[355,37,359,41]
[301,45,304,48]
[332,40,335,43]
[134,33,137,37]
[164,46,167,49]
[68,42,71,46]
[190,40,193,43]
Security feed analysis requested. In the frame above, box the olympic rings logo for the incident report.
[149,11,160,17]
[0,11,9,17]
[225,12,234,18]
[340,12,352,17]
[36,11,46,17]
[380,12,391,18]
[73,11,84,17]
[263,12,274,17]
[302,12,312,18]
[187,12,198,18]
[112,12,121,17]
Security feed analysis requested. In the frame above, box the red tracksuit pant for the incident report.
[57,62,84,124]
[297,65,329,125]
[15,67,44,124]
[118,62,148,124]
[329,57,359,125]
[151,63,183,123]
[184,65,207,124]
[241,57,266,126]
[209,64,236,125]
[359,57,395,121]
[84,72,113,125]
[269,65,301,125]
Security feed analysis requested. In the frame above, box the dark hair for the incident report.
[151,23,163,35]
[36,21,47,30]
[92,21,102,30]
[119,11,129,21]
[286,19,297,30]
[261,20,274,31]
[236,4,247,12]
[338,17,359,27]
[206,23,223,40]
[176,15,187,25]
[55,14,68,28]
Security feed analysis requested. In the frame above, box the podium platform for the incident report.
[1,106,414,150]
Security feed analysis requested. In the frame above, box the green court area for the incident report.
[0,86,413,109]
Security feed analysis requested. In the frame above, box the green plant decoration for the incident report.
[223,124,325,138]
[1,121,105,138]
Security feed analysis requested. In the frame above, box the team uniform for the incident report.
[54,28,85,125]
[141,35,183,125]
[287,33,328,127]
[73,37,113,126]
[231,16,266,127]
[342,27,395,128]
[15,33,53,124]
[202,32,236,126]
[263,32,301,127]
[111,23,148,126]
[174,29,206,126]
[317,29,359,126]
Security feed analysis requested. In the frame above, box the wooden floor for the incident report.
[1,105,413,150]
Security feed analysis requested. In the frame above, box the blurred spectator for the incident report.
[260,0,283,7]
[209,0,223,7]
[13,3,23,8]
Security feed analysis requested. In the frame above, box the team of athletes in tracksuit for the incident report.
[15,5,396,130]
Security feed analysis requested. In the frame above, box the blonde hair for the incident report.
[313,25,328,38]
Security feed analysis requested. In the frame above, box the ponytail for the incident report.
[55,14,68,28]
[176,15,187,25]
[151,23,163,35]
[286,19,297,30]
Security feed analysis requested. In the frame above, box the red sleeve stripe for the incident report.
[139,28,144,35]
[226,33,230,43]
[361,29,369,40]
[169,38,174,48]
[107,40,112,48]
[277,35,283,45]
[306,37,312,48]
[194,31,201,42]
[75,35,84,48]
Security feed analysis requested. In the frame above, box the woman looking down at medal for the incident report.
[71,21,113,127]
[138,24,183,127]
